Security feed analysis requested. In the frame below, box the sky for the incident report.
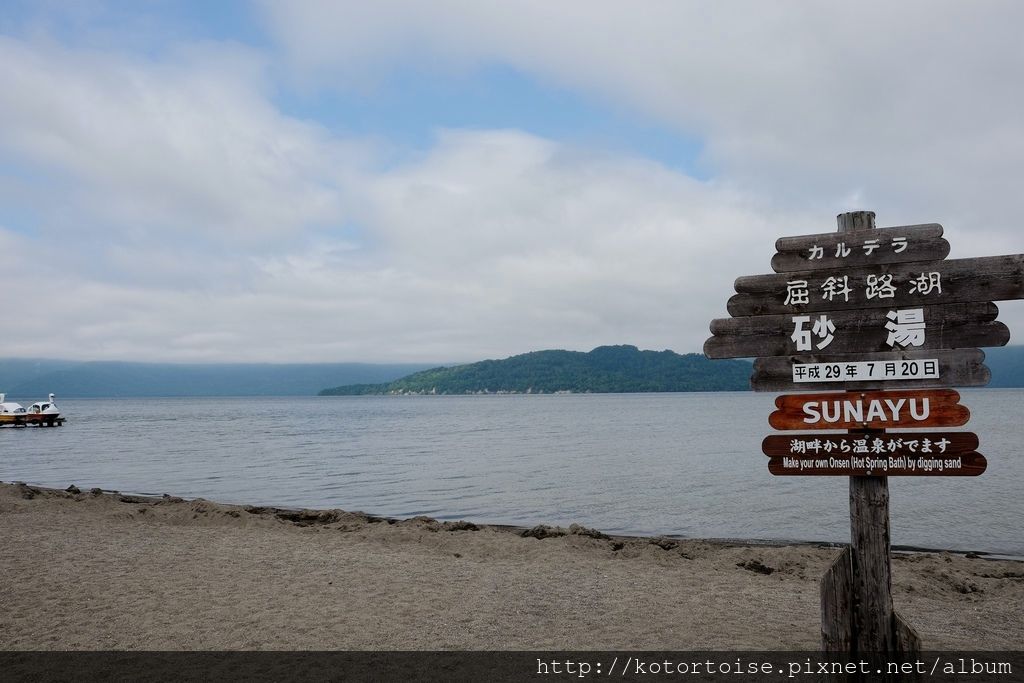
[2,1,1024,363]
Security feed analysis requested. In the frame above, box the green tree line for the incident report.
[319,345,752,395]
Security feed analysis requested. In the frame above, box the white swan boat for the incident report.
[0,394,27,425]
[0,393,63,427]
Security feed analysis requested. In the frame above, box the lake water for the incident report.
[1,391,1022,556]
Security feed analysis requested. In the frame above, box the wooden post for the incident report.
[841,213,897,653]
[821,211,922,656]
[836,210,877,233]
[848,429,897,652]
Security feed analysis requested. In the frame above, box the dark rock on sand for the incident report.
[521,525,566,540]
[275,509,346,526]
[14,483,37,500]
[737,559,775,575]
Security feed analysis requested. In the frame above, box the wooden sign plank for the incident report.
[704,302,1006,359]
[767,453,986,476]
[772,224,949,273]
[762,432,979,457]
[727,254,1024,317]
[751,348,989,392]
[768,389,969,430]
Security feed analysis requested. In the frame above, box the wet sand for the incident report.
[1,481,1021,650]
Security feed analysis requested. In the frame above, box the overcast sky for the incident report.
[2,1,1023,363]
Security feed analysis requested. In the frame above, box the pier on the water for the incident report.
[0,416,66,428]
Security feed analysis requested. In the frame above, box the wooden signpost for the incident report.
[704,210,1022,658]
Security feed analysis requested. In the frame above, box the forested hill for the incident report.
[319,345,752,395]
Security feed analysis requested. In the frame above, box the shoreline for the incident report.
[7,479,1021,562]
[2,481,1022,650]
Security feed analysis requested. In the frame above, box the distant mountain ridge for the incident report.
[320,345,753,395]
[0,359,433,398]
[5,346,1024,398]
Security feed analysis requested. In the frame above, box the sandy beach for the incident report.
[1,481,1021,651]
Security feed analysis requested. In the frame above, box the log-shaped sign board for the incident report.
[772,223,950,273]
[762,432,980,458]
[728,254,1024,317]
[768,389,969,430]
[705,302,1007,359]
[751,348,989,392]
[768,453,987,477]
[709,212,1015,656]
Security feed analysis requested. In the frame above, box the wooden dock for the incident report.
[0,416,66,428]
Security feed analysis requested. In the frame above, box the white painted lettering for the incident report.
[798,396,934,426]
[865,400,886,421]
[909,398,930,421]
[821,402,841,423]
[883,398,906,420]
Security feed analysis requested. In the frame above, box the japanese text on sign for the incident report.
[784,272,940,307]
[791,308,926,352]
[792,359,940,383]
[807,236,909,261]
[786,436,951,455]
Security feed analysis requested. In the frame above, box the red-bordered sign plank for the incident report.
[751,348,989,392]
[772,224,949,273]
[767,453,986,477]
[727,254,1024,317]
[704,302,1006,359]
[768,389,969,430]
[761,432,979,458]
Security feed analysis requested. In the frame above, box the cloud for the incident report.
[0,37,361,247]
[0,31,798,362]
[3,4,1024,364]
[261,1,1024,229]
[324,128,796,359]
[184,128,797,363]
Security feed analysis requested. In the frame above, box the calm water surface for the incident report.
[2,391,1021,556]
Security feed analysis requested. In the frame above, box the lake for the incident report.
[1,391,1021,556]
